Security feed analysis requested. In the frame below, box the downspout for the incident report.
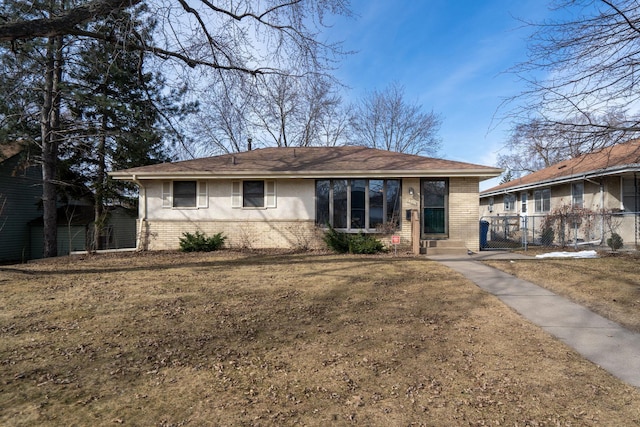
[132,174,147,251]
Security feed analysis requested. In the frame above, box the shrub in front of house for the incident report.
[179,231,226,252]
[541,227,555,246]
[607,233,623,251]
[323,226,385,254]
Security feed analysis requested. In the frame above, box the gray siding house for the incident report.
[0,146,42,263]
[1,145,137,263]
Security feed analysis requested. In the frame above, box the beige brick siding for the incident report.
[449,177,481,252]
[140,219,326,251]
[137,176,483,252]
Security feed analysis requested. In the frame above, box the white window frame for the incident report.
[571,182,584,209]
[503,194,515,211]
[162,181,208,209]
[534,188,551,213]
[162,182,172,208]
[622,176,640,212]
[231,180,276,209]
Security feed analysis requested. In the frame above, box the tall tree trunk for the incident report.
[93,115,107,251]
[40,37,61,258]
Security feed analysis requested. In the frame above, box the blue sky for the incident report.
[326,1,553,188]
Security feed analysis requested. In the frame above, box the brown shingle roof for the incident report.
[110,146,502,180]
[1,142,26,162]
[481,139,640,196]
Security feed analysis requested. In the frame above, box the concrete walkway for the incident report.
[428,251,640,389]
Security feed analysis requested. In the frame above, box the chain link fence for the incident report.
[480,211,640,251]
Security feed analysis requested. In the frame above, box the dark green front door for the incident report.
[422,179,448,237]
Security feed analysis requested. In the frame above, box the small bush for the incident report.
[179,231,226,252]
[323,226,385,254]
[541,227,554,246]
[607,233,623,251]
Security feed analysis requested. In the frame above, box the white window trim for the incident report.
[504,194,515,211]
[162,181,172,208]
[534,188,551,213]
[162,180,208,209]
[571,182,584,208]
[197,181,208,208]
[232,180,276,209]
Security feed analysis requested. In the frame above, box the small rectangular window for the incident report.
[197,181,208,208]
[369,180,384,228]
[350,179,366,228]
[316,180,331,226]
[333,179,348,228]
[243,181,265,207]
[534,189,551,213]
[162,182,171,208]
[173,181,197,208]
[622,177,640,212]
[385,179,401,227]
[504,194,515,211]
[265,181,276,208]
[572,182,584,208]
[232,180,276,209]
[232,181,242,208]
[543,189,551,211]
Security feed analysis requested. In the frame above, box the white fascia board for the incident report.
[479,164,640,198]
[110,168,503,181]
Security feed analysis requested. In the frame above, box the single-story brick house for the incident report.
[480,139,640,248]
[109,146,501,254]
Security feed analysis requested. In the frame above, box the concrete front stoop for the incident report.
[420,239,468,256]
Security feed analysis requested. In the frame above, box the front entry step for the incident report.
[419,240,468,255]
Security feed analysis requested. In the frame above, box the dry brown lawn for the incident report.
[484,251,640,333]
[1,251,640,426]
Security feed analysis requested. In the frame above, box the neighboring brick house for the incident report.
[480,139,640,248]
[110,146,501,254]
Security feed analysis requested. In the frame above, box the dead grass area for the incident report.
[484,251,640,333]
[2,251,640,426]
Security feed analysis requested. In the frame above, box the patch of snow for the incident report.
[535,250,599,259]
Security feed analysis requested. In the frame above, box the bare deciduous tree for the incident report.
[191,72,346,153]
[1,0,351,257]
[507,0,640,147]
[498,109,631,177]
[1,0,350,75]
[252,74,342,147]
[350,82,441,156]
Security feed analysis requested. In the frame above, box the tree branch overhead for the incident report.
[0,0,142,41]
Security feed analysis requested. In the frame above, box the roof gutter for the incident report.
[109,168,503,181]
[480,164,640,197]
